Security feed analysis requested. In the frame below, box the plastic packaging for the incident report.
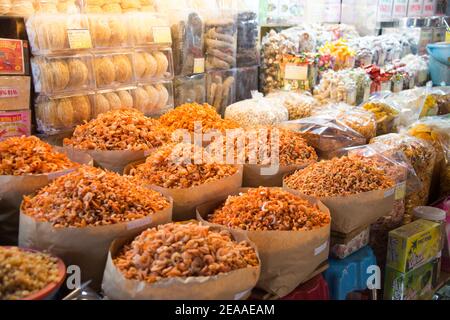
[361,99,400,136]
[235,66,258,102]
[3,0,35,17]
[206,69,236,115]
[127,11,171,46]
[173,74,206,106]
[204,11,237,71]
[93,52,134,89]
[131,81,174,117]
[224,92,288,128]
[88,13,130,48]
[236,10,259,67]
[91,87,136,118]
[133,47,174,82]
[35,93,94,134]
[31,54,95,94]
[266,91,322,120]
[36,0,81,14]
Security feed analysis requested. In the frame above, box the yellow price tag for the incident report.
[446,31,450,43]
[152,26,172,44]
[193,58,205,74]
[395,182,406,200]
[67,29,92,49]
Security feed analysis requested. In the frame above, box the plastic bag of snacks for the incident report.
[174,74,206,106]
[280,115,367,159]
[408,115,450,199]
[198,187,331,298]
[0,136,92,245]
[266,91,323,120]
[206,126,318,187]
[63,109,170,173]
[283,150,405,234]
[224,92,288,128]
[371,134,436,223]
[102,222,260,300]
[361,98,400,136]
[19,166,173,290]
[313,103,377,142]
[125,143,243,221]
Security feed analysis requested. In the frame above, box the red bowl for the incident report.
[2,246,66,300]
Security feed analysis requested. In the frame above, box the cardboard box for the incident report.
[386,219,441,273]
[0,38,28,75]
[0,110,31,141]
[384,259,437,300]
[0,76,30,111]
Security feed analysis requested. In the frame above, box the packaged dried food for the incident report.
[36,0,80,13]
[31,54,95,95]
[159,102,239,134]
[266,90,322,120]
[133,47,173,82]
[331,226,370,259]
[93,52,134,89]
[284,155,399,233]
[26,13,90,54]
[127,11,171,46]
[167,9,204,76]
[362,99,400,136]
[204,13,237,71]
[199,187,331,298]
[0,247,64,300]
[19,165,172,289]
[131,81,174,117]
[319,39,356,71]
[236,10,259,67]
[102,222,260,300]
[35,93,93,134]
[371,134,436,222]
[0,110,31,141]
[7,0,35,17]
[174,73,206,106]
[235,66,258,102]
[0,136,92,245]
[224,92,288,128]
[280,52,318,93]
[127,143,242,220]
[63,109,170,172]
[408,115,450,199]
[89,13,129,48]
[206,69,236,115]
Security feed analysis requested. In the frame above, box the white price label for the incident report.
[284,64,308,81]
[152,26,172,44]
[193,58,205,74]
[67,29,92,49]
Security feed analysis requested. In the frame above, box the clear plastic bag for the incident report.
[266,90,322,120]
[224,92,288,128]
[206,69,236,115]
[371,133,436,223]
[408,115,450,199]
[236,9,259,67]
[174,73,206,106]
[235,66,258,102]
[361,98,400,136]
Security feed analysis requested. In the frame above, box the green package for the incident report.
[386,219,441,273]
[384,260,436,300]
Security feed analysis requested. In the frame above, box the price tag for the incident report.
[446,31,450,43]
[395,182,406,200]
[284,64,308,80]
[193,58,205,74]
[152,26,172,44]
[67,29,92,49]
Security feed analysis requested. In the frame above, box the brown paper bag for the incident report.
[284,183,397,234]
[101,226,261,300]
[18,200,173,290]
[125,163,243,221]
[0,149,93,245]
[243,164,308,187]
[196,188,331,298]
[62,146,155,173]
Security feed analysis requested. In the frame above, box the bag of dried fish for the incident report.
[63,109,170,172]
[284,155,398,234]
[198,187,330,298]
[0,247,64,300]
[207,126,318,187]
[0,136,92,245]
[102,222,259,299]
[127,143,242,221]
[19,166,172,289]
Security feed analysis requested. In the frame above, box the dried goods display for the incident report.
[0,136,77,175]
[236,11,259,67]
[113,222,259,281]
[22,165,170,227]
[284,155,395,198]
[362,101,400,136]
[0,247,61,300]
[130,143,238,189]
[204,16,237,71]
[132,82,174,116]
[266,91,322,120]
[174,74,206,106]
[206,70,236,114]
[235,66,258,102]
[64,109,170,151]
